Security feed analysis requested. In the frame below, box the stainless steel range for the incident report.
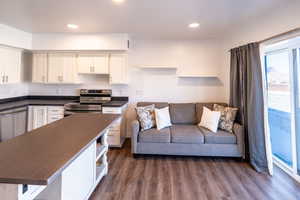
[64,89,112,116]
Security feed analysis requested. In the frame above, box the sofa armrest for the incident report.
[131,120,140,154]
[233,123,245,158]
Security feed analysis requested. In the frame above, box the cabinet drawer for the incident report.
[107,130,120,136]
[47,106,64,115]
[110,123,121,131]
[102,107,122,114]
[107,135,120,145]
[48,115,64,123]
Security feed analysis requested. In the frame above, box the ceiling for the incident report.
[0,0,294,39]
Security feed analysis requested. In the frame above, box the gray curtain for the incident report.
[230,43,268,172]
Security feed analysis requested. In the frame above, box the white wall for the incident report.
[0,24,32,49]
[32,33,129,50]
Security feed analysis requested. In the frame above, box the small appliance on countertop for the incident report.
[64,89,112,116]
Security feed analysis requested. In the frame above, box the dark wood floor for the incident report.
[90,140,300,200]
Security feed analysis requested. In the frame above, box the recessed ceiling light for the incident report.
[67,24,79,29]
[189,23,200,28]
[112,0,125,3]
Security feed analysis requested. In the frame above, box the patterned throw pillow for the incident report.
[213,104,238,133]
[136,104,156,131]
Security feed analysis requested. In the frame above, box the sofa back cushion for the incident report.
[169,103,197,124]
[196,103,227,123]
[137,102,169,109]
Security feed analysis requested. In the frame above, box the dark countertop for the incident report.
[0,96,79,112]
[0,96,129,111]
[102,96,129,107]
[102,101,128,107]
[0,113,120,185]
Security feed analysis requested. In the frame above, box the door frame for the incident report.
[264,39,300,182]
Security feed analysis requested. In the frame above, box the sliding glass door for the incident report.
[265,49,293,167]
[293,48,300,175]
[265,38,300,180]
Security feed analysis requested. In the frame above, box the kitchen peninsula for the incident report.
[0,113,120,200]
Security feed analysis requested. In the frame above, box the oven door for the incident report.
[64,110,102,117]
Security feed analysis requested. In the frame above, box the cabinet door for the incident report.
[109,54,128,84]
[32,53,48,83]
[32,107,48,129]
[14,110,27,137]
[0,113,14,141]
[62,54,77,83]
[47,106,64,123]
[94,55,109,74]
[0,48,5,84]
[0,47,21,84]
[5,49,21,84]
[61,142,95,200]
[48,54,64,83]
[78,55,94,74]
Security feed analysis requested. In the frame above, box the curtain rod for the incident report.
[228,27,300,52]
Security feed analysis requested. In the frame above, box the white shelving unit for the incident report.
[96,144,108,161]
[95,130,108,185]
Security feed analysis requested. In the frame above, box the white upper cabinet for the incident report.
[78,54,109,74]
[109,54,128,85]
[32,53,48,83]
[0,46,21,84]
[48,53,79,84]
[31,52,129,85]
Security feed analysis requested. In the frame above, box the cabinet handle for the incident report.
[1,76,4,83]
[90,66,95,73]
[58,76,63,82]
[5,76,8,83]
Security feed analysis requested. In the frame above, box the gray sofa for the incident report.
[131,102,245,158]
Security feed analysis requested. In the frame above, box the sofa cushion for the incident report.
[137,102,169,109]
[199,127,237,144]
[196,103,227,123]
[169,103,197,124]
[170,125,204,144]
[139,127,171,143]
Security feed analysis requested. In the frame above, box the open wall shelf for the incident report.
[137,65,178,70]
[177,74,219,78]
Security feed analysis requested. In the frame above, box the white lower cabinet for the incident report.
[102,104,127,147]
[61,142,96,200]
[28,106,64,131]
[33,131,109,200]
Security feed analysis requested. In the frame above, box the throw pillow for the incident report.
[136,104,156,131]
[213,104,238,133]
[154,107,172,130]
[198,107,221,133]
